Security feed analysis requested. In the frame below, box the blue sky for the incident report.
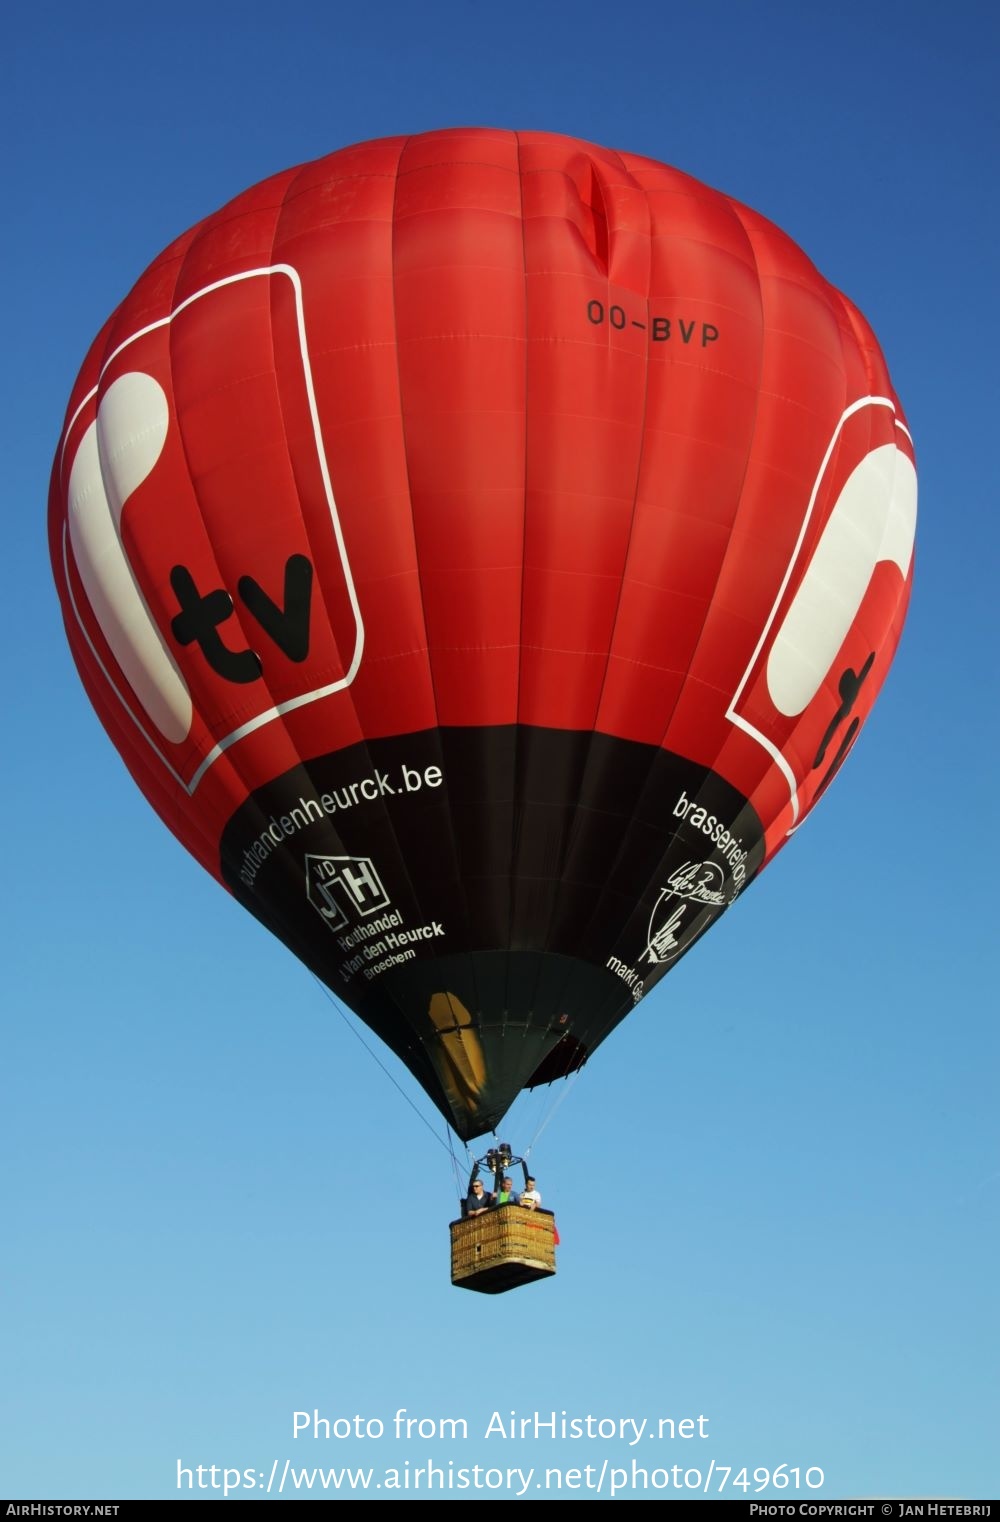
[3,0,997,1502]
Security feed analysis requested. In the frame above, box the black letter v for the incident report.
[238,554,313,662]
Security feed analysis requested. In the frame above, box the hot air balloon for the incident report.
[49,129,916,1164]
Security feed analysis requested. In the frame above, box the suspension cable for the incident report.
[524,1069,583,1156]
[310,974,455,1158]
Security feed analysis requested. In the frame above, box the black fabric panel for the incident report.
[220,725,764,1137]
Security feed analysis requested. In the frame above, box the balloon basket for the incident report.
[449,1208,557,1294]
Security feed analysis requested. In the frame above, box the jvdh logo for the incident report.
[306,855,390,934]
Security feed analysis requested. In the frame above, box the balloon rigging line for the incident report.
[310,974,455,1158]
[524,1068,582,1155]
[445,1124,475,1199]
[494,1078,554,1155]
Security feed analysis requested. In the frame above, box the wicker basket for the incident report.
[450,1207,557,1294]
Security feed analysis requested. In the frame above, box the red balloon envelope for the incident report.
[49,129,916,1138]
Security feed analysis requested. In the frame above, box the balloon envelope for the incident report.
[50,129,915,1138]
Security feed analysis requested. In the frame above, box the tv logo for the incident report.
[59,266,362,794]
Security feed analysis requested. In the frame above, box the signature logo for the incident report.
[664,861,730,907]
[641,861,731,965]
